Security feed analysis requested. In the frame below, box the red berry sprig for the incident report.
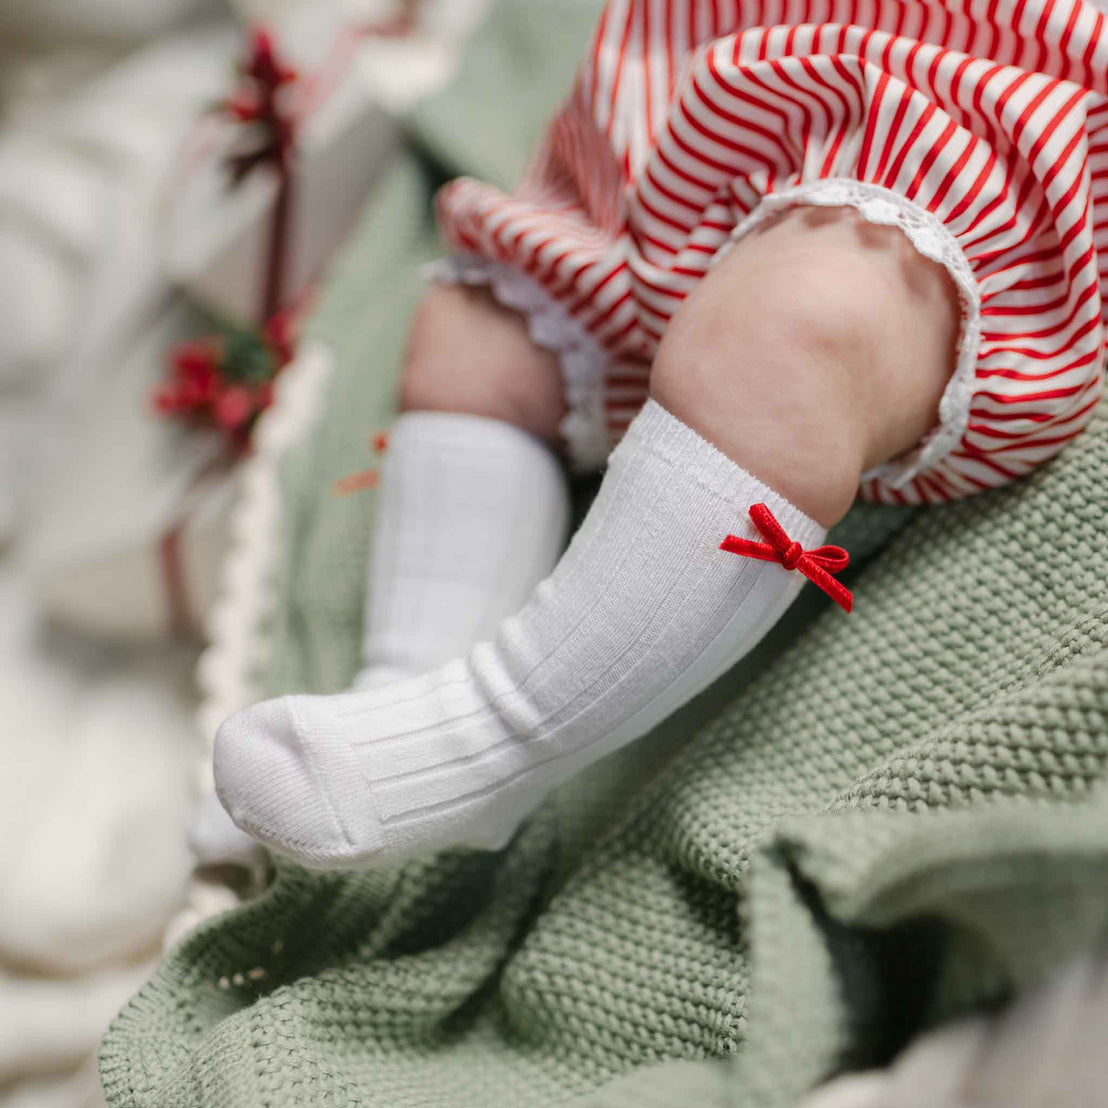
[222,27,298,182]
[153,323,286,452]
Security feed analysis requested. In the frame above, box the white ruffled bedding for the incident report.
[0,555,200,1107]
[0,14,235,1105]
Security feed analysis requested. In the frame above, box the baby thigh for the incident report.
[399,282,566,444]
[650,205,961,527]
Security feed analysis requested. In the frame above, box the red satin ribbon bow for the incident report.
[720,503,853,613]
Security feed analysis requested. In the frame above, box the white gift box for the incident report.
[162,0,494,325]
[24,303,237,640]
[163,9,401,324]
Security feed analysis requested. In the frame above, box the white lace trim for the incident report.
[714,179,981,490]
[194,341,335,762]
[426,255,612,471]
[170,341,334,939]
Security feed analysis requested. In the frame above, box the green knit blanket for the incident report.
[100,4,1108,1105]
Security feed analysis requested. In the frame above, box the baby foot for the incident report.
[214,402,832,869]
[214,666,543,868]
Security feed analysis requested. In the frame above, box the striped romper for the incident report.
[435,0,1108,504]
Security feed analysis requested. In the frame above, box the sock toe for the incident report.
[188,790,267,868]
[213,696,384,868]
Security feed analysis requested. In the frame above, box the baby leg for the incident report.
[190,283,570,864]
[654,204,958,527]
[354,281,571,689]
[214,207,958,869]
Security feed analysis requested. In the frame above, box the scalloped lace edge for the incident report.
[713,179,981,490]
[426,255,612,471]
[171,342,335,939]
[194,340,336,767]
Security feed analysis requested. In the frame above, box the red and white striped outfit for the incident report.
[435,0,1108,503]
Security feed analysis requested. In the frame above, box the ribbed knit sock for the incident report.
[353,411,570,689]
[214,400,832,869]
[190,411,568,866]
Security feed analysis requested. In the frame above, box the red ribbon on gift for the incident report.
[720,503,853,612]
[223,14,422,318]
[222,27,299,320]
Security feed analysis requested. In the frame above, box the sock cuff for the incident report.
[391,410,557,460]
[622,398,825,547]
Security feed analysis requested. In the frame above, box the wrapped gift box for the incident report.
[163,6,401,324]
[25,303,236,640]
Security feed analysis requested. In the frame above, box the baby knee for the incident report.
[653,208,910,404]
[399,284,566,441]
[649,206,958,524]
[650,231,873,451]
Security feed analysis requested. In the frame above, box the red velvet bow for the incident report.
[720,503,853,613]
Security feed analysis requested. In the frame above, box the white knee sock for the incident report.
[214,400,847,869]
[353,411,570,689]
[189,410,568,866]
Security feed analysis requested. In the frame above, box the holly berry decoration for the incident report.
[153,323,286,451]
[222,26,298,183]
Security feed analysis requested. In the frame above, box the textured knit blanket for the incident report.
[100,4,1108,1106]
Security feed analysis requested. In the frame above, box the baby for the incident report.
[214,0,1107,869]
